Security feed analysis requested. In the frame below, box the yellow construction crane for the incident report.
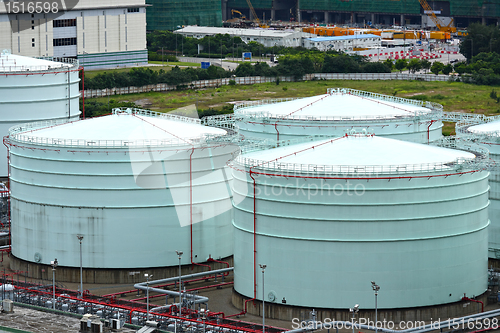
[418,0,456,33]
[245,0,269,28]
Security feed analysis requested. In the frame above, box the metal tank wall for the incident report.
[234,88,443,143]
[0,56,80,177]
[231,137,489,310]
[456,120,500,259]
[8,113,236,269]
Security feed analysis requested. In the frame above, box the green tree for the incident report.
[407,59,422,74]
[420,59,431,74]
[430,62,444,75]
[442,64,453,75]
[394,59,407,73]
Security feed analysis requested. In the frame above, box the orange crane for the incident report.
[418,0,456,33]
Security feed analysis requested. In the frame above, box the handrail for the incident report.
[7,108,226,149]
[232,135,489,176]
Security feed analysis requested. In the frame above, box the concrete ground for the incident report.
[0,255,294,332]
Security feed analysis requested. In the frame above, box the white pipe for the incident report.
[134,267,233,313]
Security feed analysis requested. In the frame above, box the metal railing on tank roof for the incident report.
[0,56,79,73]
[232,88,443,123]
[8,110,224,149]
[233,135,489,176]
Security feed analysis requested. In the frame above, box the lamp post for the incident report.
[77,235,83,298]
[51,258,58,310]
[371,281,380,333]
[201,308,207,333]
[259,264,267,333]
[145,273,153,321]
[176,250,183,317]
[349,304,359,333]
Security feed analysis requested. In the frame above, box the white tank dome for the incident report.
[232,134,489,310]
[8,108,237,270]
[233,88,443,143]
[457,118,500,259]
[0,52,80,177]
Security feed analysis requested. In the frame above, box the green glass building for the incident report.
[146,0,223,31]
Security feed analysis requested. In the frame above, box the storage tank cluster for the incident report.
[7,108,238,283]
[0,50,81,177]
[6,80,493,322]
[231,133,490,319]
[233,88,443,143]
[456,117,500,259]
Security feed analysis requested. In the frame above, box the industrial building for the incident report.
[223,0,500,28]
[303,34,382,52]
[231,133,489,320]
[174,26,313,48]
[0,0,147,69]
[7,108,237,283]
[234,88,443,143]
[0,51,81,178]
[456,118,500,260]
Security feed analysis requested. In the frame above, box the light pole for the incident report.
[145,273,153,321]
[371,281,380,333]
[176,250,183,317]
[259,264,267,333]
[51,258,58,310]
[350,304,359,333]
[77,235,83,298]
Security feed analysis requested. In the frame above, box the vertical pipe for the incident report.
[81,66,85,119]
[79,237,83,298]
[262,268,265,333]
[52,266,55,310]
[189,148,211,271]
[249,169,257,300]
[375,292,378,333]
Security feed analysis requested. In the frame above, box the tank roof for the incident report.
[235,88,439,120]
[468,119,500,135]
[0,52,73,72]
[245,135,473,166]
[236,134,482,175]
[10,109,227,147]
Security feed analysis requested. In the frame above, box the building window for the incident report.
[53,37,77,46]
[53,19,76,28]
[127,8,139,13]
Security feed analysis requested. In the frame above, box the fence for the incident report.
[81,73,451,98]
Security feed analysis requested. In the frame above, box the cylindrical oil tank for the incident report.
[231,134,489,311]
[0,51,80,177]
[234,88,442,143]
[7,108,237,271]
[457,118,500,259]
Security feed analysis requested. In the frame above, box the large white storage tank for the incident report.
[457,118,500,259]
[0,51,80,177]
[7,108,237,282]
[234,88,443,143]
[231,133,489,319]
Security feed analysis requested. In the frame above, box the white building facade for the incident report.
[175,26,314,48]
[303,34,382,52]
[0,0,147,69]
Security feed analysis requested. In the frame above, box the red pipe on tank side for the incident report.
[2,137,11,253]
[189,148,211,271]
[80,66,85,119]
[462,296,484,312]
[274,123,279,141]
[427,120,436,143]
[249,169,257,301]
